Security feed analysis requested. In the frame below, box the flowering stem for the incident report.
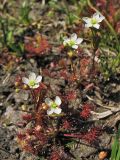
[91,29,96,72]
[87,0,119,51]
[36,89,46,111]
[30,90,37,109]
[69,53,76,76]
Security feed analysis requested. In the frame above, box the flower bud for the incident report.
[15,88,20,93]
[22,84,28,90]
[15,82,20,87]
[67,51,74,57]
[42,103,48,110]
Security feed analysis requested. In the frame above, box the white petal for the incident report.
[85,23,92,28]
[29,72,36,80]
[63,38,69,46]
[93,12,100,19]
[82,17,91,23]
[35,75,42,83]
[45,98,53,106]
[22,77,29,84]
[54,108,62,114]
[55,96,61,106]
[71,33,77,41]
[76,38,83,44]
[31,84,39,89]
[72,45,78,49]
[98,15,105,22]
[93,24,100,29]
[47,108,54,115]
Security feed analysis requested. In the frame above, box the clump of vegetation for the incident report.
[110,128,120,160]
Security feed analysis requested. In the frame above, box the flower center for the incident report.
[69,40,75,46]
[29,80,36,87]
[91,18,97,25]
[51,102,57,109]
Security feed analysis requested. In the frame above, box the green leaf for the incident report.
[116,145,120,160]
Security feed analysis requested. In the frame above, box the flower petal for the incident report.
[93,24,100,29]
[63,38,69,46]
[76,38,83,44]
[22,77,29,84]
[85,23,92,28]
[29,72,36,80]
[45,98,53,106]
[82,17,91,23]
[35,75,42,83]
[98,15,105,22]
[55,96,62,106]
[54,108,62,114]
[93,12,100,19]
[31,84,39,89]
[47,108,54,115]
[72,45,78,49]
[71,33,77,41]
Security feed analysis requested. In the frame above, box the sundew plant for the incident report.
[15,11,106,159]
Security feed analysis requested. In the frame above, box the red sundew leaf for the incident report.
[42,69,52,77]
[62,120,71,130]
[58,59,67,68]
[50,150,61,160]
[17,133,26,140]
[33,131,47,145]
[64,127,101,143]
[80,104,91,120]
[69,74,78,82]
[23,144,37,155]
[59,70,68,79]
[22,114,33,121]
[81,127,102,143]
[65,91,77,101]
[24,34,50,57]
[80,58,90,78]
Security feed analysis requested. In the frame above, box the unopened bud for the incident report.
[21,105,27,111]
[22,84,28,90]
[67,51,74,57]
[42,103,48,110]
[15,88,20,93]
[15,82,19,87]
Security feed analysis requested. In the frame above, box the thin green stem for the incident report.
[91,29,96,71]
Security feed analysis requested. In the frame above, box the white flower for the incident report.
[22,72,42,89]
[82,12,105,29]
[63,33,83,49]
[45,96,62,115]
